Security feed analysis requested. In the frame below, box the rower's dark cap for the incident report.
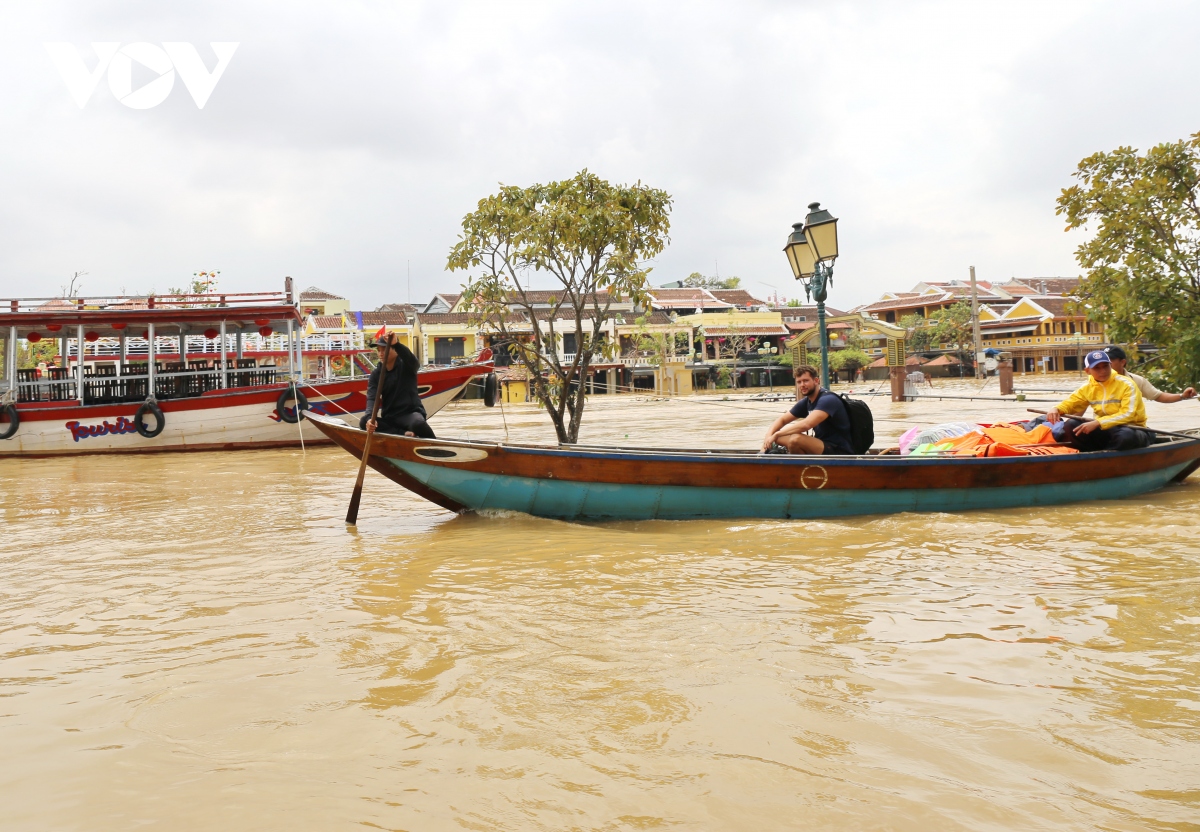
[1105,345,1127,361]
[1085,350,1111,369]
[373,336,392,349]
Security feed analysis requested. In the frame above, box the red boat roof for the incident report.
[1,283,301,337]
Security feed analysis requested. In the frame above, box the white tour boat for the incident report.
[0,280,495,456]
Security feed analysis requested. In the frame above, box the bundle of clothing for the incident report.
[899,421,1079,458]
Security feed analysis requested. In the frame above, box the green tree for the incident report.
[447,170,672,443]
[1056,132,1200,386]
[898,313,932,353]
[929,301,974,354]
[828,348,871,380]
[683,272,741,290]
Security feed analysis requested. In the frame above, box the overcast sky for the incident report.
[2,1,1198,309]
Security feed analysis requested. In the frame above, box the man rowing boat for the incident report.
[361,335,436,439]
[1105,346,1196,404]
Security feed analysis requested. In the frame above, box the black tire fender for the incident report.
[483,373,498,408]
[0,403,19,440]
[276,386,308,423]
[134,401,165,438]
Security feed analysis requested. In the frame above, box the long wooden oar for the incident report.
[346,335,393,525]
[1025,408,1200,441]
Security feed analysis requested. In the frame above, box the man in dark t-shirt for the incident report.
[760,364,853,455]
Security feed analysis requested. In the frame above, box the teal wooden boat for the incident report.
[305,412,1200,521]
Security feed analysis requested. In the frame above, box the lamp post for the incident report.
[1069,332,1088,375]
[783,202,839,389]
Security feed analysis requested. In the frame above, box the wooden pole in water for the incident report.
[970,265,982,379]
[346,333,393,525]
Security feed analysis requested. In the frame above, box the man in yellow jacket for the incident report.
[1046,350,1153,451]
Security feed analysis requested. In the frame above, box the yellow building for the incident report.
[676,309,788,362]
[414,312,482,365]
[978,297,1104,373]
[298,287,350,318]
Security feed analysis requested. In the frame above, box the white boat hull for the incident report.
[0,364,491,457]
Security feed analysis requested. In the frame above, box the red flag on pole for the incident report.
[373,325,386,342]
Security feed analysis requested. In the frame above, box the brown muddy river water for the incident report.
[2,379,1199,830]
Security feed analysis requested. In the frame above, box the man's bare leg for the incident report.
[777,433,824,455]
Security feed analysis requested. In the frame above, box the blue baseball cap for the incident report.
[1085,350,1111,369]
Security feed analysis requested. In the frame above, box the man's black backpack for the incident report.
[838,394,874,454]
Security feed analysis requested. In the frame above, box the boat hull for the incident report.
[389,458,1193,519]
[0,363,490,457]
[304,413,1200,521]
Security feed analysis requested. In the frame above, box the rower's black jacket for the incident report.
[360,343,425,429]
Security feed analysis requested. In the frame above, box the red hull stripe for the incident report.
[12,363,489,423]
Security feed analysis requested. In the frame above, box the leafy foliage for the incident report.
[447,170,672,443]
[828,348,871,376]
[929,301,975,353]
[1057,132,1200,386]
[898,313,932,353]
[683,272,741,290]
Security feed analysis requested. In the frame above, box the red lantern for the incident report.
[84,331,99,342]
[27,332,42,343]
[46,323,62,332]
[204,328,220,340]
[254,318,270,327]
[112,322,127,330]
[258,326,273,337]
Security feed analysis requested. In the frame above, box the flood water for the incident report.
[2,378,1199,830]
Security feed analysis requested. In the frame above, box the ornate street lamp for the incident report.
[783,202,839,388]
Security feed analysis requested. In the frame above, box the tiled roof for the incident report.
[773,305,847,320]
[981,315,1043,329]
[375,303,418,314]
[858,293,953,312]
[1005,277,1081,295]
[611,310,679,326]
[709,289,767,307]
[299,287,345,301]
[358,311,410,326]
[646,288,732,308]
[309,315,345,329]
[700,325,788,337]
[860,293,1008,313]
[418,311,528,327]
[1025,297,1082,316]
[866,354,930,368]
[416,312,477,325]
